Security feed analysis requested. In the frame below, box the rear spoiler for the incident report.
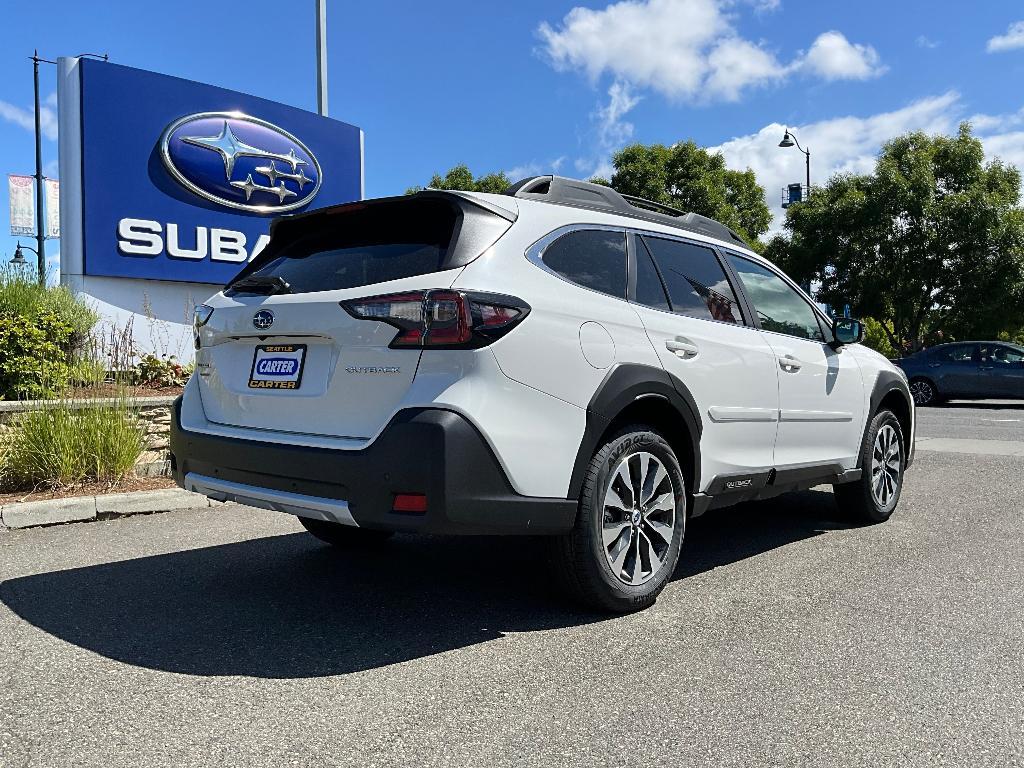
[225,191,516,290]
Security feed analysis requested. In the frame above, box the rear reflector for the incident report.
[392,493,428,514]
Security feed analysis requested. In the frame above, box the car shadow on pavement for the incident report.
[0,489,844,679]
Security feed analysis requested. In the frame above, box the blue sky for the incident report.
[2,0,1024,269]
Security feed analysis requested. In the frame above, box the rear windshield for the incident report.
[230,198,459,294]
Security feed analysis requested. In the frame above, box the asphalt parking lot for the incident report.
[2,402,1023,768]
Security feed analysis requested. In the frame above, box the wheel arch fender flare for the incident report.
[567,363,703,500]
[865,370,915,468]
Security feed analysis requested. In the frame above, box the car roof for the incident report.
[457,183,766,263]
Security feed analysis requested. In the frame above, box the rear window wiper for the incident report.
[227,275,292,295]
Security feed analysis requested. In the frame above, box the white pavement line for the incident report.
[915,437,1024,457]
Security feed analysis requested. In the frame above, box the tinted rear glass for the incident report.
[542,229,627,298]
[230,198,458,294]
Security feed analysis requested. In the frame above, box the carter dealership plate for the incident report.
[248,344,307,390]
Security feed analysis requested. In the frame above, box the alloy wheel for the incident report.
[909,379,934,406]
[601,451,677,586]
[870,424,902,508]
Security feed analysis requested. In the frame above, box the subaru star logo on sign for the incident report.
[70,59,362,285]
[160,113,322,214]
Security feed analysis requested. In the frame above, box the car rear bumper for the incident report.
[169,397,577,535]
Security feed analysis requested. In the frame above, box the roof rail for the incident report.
[506,175,749,247]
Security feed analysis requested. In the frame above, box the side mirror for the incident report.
[833,317,864,346]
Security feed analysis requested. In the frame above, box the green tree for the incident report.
[607,142,773,244]
[406,163,512,195]
[764,123,1024,352]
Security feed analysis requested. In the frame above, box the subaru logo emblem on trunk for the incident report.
[253,310,275,329]
[160,112,322,214]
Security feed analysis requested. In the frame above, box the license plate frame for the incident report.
[248,344,307,390]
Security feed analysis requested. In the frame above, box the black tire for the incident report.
[552,425,686,613]
[833,409,906,524]
[298,517,394,548]
[908,377,938,406]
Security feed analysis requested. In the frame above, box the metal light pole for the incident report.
[32,50,47,284]
[28,51,106,284]
[778,128,810,190]
[315,0,328,116]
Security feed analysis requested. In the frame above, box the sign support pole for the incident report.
[32,50,46,284]
[316,0,328,116]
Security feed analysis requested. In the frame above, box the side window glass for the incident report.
[937,345,977,363]
[541,229,627,298]
[634,239,671,311]
[726,255,824,341]
[641,236,743,324]
[982,345,1022,365]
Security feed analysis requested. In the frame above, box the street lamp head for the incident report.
[10,243,29,266]
[778,130,795,148]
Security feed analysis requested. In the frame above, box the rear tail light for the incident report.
[341,290,529,349]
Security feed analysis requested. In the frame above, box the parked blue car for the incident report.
[895,342,1024,405]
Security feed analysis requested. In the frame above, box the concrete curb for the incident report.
[0,395,178,414]
[1,487,211,530]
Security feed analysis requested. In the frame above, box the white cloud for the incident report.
[506,156,567,180]
[797,31,886,80]
[537,0,883,103]
[916,35,940,49]
[0,93,58,141]
[573,81,643,180]
[987,20,1024,53]
[708,93,1024,233]
[981,131,1024,173]
[596,80,641,149]
[709,92,960,230]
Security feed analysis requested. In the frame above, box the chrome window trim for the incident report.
[525,223,759,331]
[525,223,630,300]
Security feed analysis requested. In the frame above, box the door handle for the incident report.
[666,338,699,358]
[928,362,941,368]
[778,354,802,373]
[979,365,994,371]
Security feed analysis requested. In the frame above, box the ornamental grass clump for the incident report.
[0,396,144,491]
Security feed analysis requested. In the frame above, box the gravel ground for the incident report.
[1,404,1022,768]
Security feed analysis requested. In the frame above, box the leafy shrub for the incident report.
[130,354,193,388]
[0,268,97,399]
[0,398,144,490]
[0,311,76,399]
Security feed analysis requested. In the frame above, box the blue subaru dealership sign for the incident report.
[78,59,362,285]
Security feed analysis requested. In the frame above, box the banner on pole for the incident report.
[44,178,60,239]
[8,175,35,236]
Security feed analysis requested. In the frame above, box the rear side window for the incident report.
[230,198,458,294]
[541,229,627,298]
[641,236,743,324]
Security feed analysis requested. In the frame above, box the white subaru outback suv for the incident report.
[172,176,915,612]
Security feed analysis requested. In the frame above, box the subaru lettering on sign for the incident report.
[161,113,322,214]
